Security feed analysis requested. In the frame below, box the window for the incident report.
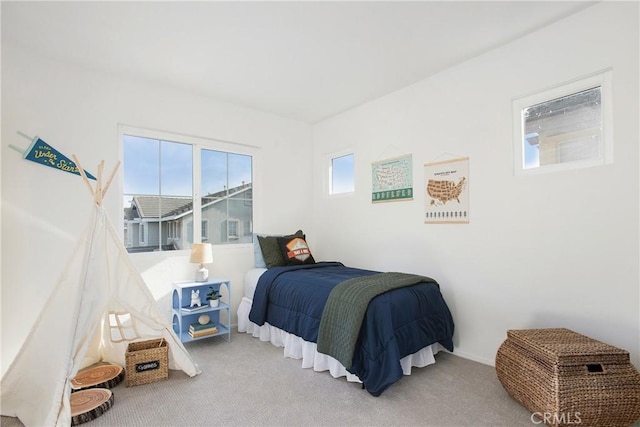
[201,220,209,241]
[330,153,355,195]
[122,128,253,253]
[167,221,181,241]
[227,219,239,240]
[513,70,612,175]
[108,312,140,342]
[201,148,252,243]
[139,224,147,247]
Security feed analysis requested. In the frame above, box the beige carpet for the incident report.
[2,330,536,426]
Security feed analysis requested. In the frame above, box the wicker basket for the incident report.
[125,338,169,387]
[495,328,640,427]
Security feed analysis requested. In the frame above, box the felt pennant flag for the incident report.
[12,135,97,180]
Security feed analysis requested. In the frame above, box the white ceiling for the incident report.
[2,1,596,124]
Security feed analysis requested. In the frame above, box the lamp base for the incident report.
[195,265,209,282]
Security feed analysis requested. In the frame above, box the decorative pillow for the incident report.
[277,235,316,266]
[253,234,267,268]
[257,230,304,268]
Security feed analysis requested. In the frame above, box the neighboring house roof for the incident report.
[124,206,138,220]
[132,196,192,219]
[126,183,252,220]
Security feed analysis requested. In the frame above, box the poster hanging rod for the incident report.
[374,144,407,162]
[427,152,467,164]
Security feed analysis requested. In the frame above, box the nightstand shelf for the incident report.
[171,279,231,343]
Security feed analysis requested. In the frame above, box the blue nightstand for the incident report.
[172,279,231,343]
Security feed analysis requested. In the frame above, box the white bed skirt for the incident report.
[237,296,441,384]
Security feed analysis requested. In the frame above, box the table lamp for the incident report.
[190,243,213,282]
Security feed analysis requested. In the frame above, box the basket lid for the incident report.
[506,328,629,365]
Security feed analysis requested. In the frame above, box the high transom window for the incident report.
[513,70,613,175]
[329,152,355,195]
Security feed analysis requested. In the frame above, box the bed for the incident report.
[237,233,455,396]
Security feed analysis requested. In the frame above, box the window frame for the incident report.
[512,69,613,176]
[119,125,258,253]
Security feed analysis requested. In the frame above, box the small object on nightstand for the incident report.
[188,322,219,338]
[206,286,220,308]
[190,289,202,307]
[190,243,213,282]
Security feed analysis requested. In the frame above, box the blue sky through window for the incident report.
[524,138,539,169]
[123,135,252,209]
[332,153,355,194]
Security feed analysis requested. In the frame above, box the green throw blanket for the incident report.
[316,272,434,369]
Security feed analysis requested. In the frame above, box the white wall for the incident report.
[0,42,313,374]
[2,1,638,377]
[311,2,640,367]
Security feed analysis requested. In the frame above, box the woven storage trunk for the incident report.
[125,338,168,387]
[495,328,640,427]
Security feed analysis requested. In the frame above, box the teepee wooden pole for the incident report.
[95,161,105,205]
[72,156,120,205]
[101,161,121,199]
[72,155,96,201]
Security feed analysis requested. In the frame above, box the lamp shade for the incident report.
[190,243,213,264]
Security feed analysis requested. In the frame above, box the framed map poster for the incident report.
[371,154,413,203]
[424,157,469,223]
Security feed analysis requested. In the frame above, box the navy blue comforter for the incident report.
[248,262,455,396]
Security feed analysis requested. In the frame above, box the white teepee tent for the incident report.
[1,159,201,426]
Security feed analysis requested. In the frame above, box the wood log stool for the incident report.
[70,388,114,426]
[71,362,125,391]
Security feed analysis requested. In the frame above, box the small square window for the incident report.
[513,70,613,175]
[330,153,355,195]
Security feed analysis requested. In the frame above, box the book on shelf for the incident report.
[189,327,219,338]
[189,322,217,332]
[181,304,210,313]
